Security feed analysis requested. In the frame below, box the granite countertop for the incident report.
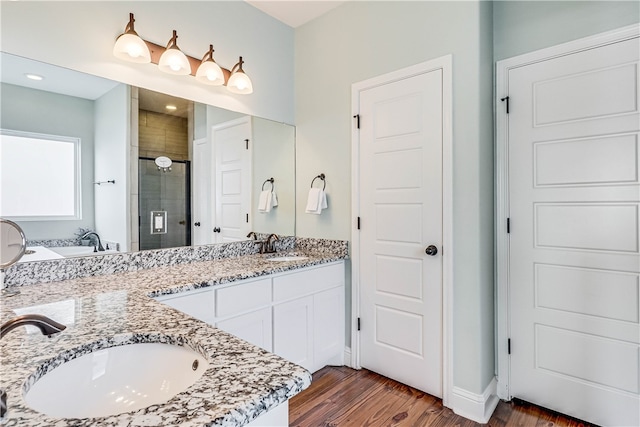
[0,250,346,426]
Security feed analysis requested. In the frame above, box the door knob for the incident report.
[425,245,438,256]
[194,222,201,227]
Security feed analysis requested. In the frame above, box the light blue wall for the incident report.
[493,0,640,61]
[295,1,495,394]
[0,83,95,240]
[94,84,130,251]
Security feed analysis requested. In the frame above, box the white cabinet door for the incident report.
[155,288,215,324]
[273,296,314,371]
[313,286,344,372]
[216,307,272,352]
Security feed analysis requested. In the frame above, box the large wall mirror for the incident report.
[0,52,295,261]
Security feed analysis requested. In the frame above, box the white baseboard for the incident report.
[450,377,500,424]
[344,347,352,368]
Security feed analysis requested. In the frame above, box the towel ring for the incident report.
[311,173,326,190]
[262,178,275,191]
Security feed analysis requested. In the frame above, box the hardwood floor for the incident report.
[289,366,596,427]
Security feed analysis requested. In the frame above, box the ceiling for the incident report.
[1,52,119,100]
[245,0,346,28]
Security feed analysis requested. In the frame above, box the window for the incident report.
[0,129,81,220]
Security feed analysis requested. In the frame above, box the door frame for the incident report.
[351,55,453,406]
[495,23,639,401]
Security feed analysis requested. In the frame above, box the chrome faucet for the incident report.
[0,315,65,419]
[246,231,258,240]
[0,314,66,340]
[81,231,104,251]
[265,234,279,254]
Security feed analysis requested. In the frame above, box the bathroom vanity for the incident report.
[0,246,347,426]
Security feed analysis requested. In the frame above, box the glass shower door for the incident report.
[139,157,191,250]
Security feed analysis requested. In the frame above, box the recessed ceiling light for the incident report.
[25,73,44,81]
[165,105,177,111]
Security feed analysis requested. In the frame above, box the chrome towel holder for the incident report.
[311,173,326,190]
[262,177,275,191]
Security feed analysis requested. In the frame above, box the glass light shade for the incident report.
[158,48,191,75]
[227,71,253,94]
[195,61,224,85]
[113,33,151,63]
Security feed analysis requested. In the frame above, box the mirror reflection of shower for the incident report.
[139,157,191,250]
[137,89,192,251]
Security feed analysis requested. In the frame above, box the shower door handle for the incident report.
[179,220,186,225]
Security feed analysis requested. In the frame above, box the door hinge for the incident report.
[508,338,511,355]
[357,317,361,331]
[507,217,511,234]
[353,114,360,129]
[245,139,249,150]
[357,216,361,230]
[501,96,510,114]
[246,213,249,223]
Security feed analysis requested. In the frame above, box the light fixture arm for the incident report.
[231,56,245,73]
[165,30,179,50]
[124,13,137,35]
[201,45,215,63]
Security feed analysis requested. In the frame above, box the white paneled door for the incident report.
[212,117,252,243]
[192,137,213,245]
[358,68,443,397]
[508,36,640,426]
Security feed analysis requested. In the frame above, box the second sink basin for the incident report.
[267,253,309,262]
[23,340,209,418]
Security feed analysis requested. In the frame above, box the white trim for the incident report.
[351,54,453,405]
[343,347,352,368]
[451,378,500,424]
[495,23,640,401]
[0,128,82,221]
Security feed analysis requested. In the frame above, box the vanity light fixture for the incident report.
[195,45,224,86]
[113,13,253,94]
[226,57,253,95]
[113,13,151,63]
[158,30,191,75]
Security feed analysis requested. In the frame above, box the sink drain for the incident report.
[192,359,199,371]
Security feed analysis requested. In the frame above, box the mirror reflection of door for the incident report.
[138,158,191,250]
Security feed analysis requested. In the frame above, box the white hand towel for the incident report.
[306,188,321,213]
[306,189,328,215]
[258,190,272,213]
[271,191,278,208]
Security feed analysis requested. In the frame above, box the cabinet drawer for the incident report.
[273,262,344,302]
[155,288,215,323]
[216,278,271,318]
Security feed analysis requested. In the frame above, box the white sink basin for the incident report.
[50,246,119,258]
[24,342,209,418]
[267,255,309,262]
